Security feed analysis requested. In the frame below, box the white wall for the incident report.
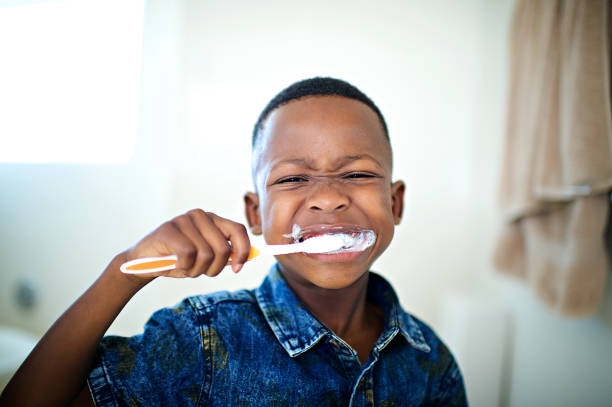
[1,0,611,405]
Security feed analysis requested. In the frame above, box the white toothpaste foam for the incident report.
[327,230,376,253]
[283,224,376,253]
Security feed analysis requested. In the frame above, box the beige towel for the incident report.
[494,0,612,316]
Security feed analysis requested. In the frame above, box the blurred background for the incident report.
[1,0,611,405]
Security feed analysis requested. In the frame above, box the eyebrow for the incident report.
[271,154,385,172]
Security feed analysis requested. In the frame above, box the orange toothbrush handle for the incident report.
[120,246,261,274]
[228,246,261,263]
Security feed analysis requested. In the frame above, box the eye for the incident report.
[276,176,308,184]
[343,172,376,179]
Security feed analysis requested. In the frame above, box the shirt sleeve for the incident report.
[433,352,468,406]
[87,299,206,407]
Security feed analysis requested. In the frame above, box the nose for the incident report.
[307,181,350,213]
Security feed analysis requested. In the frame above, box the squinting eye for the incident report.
[344,172,375,179]
[277,176,308,184]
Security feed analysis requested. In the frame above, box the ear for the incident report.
[244,192,262,235]
[390,180,405,225]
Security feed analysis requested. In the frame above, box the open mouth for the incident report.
[284,224,377,254]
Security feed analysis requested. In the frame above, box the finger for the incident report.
[206,213,251,273]
[172,212,216,278]
[130,222,197,277]
[159,221,200,274]
[187,209,233,276]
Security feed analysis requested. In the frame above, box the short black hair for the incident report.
[252,77,389,148]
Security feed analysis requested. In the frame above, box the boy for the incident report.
[0,78,467,406]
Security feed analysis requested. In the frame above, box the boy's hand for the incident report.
[123,209,251,279]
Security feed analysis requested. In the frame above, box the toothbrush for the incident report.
[120,234,351,274]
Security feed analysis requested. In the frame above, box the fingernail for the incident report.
[233,263,243,273]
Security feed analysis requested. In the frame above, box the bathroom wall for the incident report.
[1,0,611,405]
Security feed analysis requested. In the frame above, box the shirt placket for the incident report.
[348,354,378,407]
[328,335,379,407]
[348,325,400,407]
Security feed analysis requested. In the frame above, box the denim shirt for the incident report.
[88,265,467,406]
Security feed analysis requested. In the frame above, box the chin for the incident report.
[310,277,365,290]
[280,261,371,290]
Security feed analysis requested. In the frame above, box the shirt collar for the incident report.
[367,270,431,353]
[255,264,430,358]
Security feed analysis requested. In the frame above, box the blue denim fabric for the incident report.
[88,265,467,406]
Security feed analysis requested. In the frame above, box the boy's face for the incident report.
[245,95,404,290]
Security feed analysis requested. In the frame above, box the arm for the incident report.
[0,252,146,407]
[0,209,251,407]
[434,354,468,407]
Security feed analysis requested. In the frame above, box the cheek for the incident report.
[356,185,393,213]
[354,187,397,243]
[261,194,300,237]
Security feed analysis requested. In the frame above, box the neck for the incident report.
[281,269,371,337]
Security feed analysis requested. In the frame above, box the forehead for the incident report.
[253,96,391,176]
